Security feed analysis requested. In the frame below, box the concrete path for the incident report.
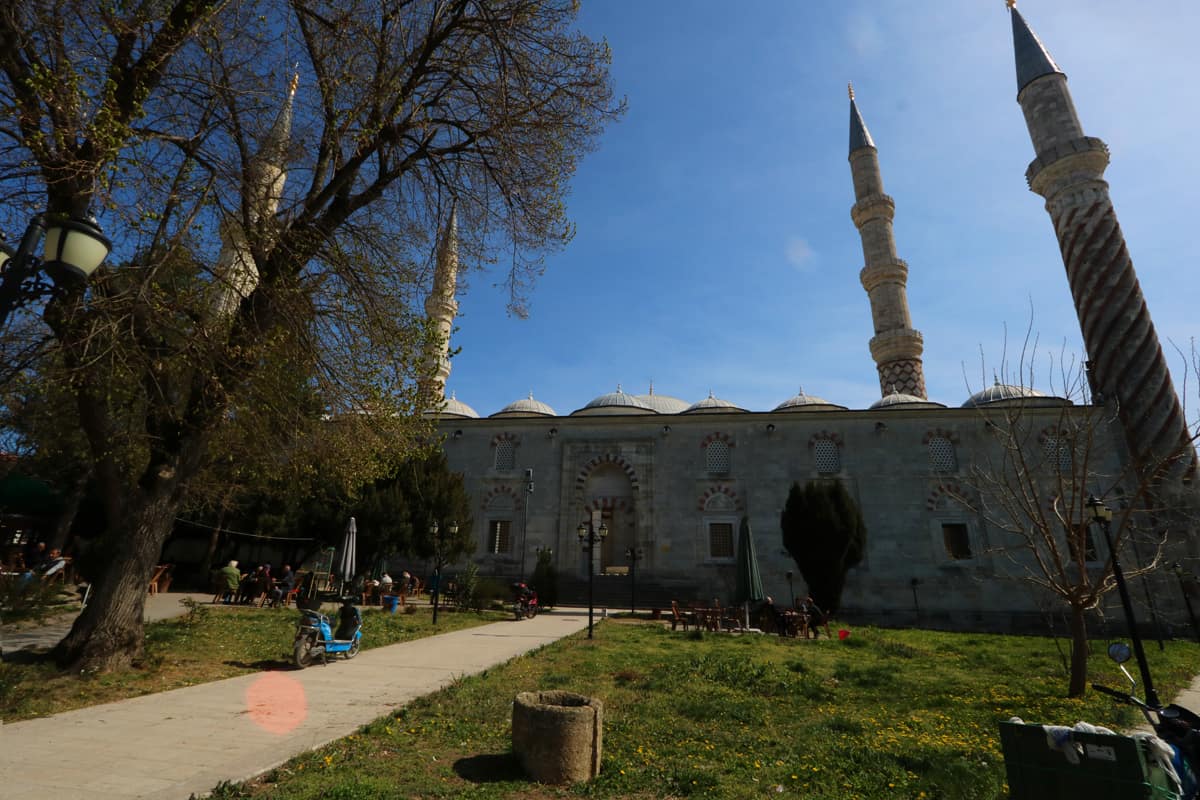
[1,592,214,655]
[1,607,590,800]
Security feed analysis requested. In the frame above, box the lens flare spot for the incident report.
[246,672,307,734]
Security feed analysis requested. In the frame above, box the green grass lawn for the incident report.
[202,621,1200,800]
[0,601,507,721]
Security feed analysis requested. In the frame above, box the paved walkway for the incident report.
[1,592,214,654]
[1,602,590,799]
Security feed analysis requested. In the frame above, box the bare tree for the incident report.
[0,0,622,671]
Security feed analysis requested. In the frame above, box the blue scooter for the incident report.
[293,600,362,668]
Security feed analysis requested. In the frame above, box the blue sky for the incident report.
[444,1,1200,418]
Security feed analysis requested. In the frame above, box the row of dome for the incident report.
[436,381,1069,420]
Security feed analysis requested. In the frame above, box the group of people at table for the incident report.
[212,560,297,607]
[675,595,830,638]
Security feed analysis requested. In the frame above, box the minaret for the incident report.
[847,85,927,399]
[1009,3,1193,478]
[421,206,460,404]
[212,73,297,319]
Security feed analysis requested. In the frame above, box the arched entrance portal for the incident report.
[581,463,635,574]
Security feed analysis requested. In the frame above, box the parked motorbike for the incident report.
[512,582,539,620]
[1093,641,1200,799]
[293,602,362,668]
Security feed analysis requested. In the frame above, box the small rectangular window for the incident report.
[489,520,512,554]
[709,522,734,559]
[942,523,972,560]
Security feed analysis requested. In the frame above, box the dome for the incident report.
[572,385,656,416]
[426,392,479,419]
[962,380,1067,409]
[773,387,846,412]
[869,390,945,411]
[683,391,748,414]
[634,388,690,414]
[492,392,557,418]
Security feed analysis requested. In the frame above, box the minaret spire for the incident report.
[1009,6,1193,479]
[211,73,298,319]
[847,89,927,399]
[421,204,460,404]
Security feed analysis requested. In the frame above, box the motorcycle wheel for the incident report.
[529,605,539,618]
[345,639,361,659]
[514,604,522,621]
[294,636,316,669]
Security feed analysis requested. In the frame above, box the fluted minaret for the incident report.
[847,85,927,399]
[212,74,297,319]
[1010,4,1193,478]
[420,206,460,403]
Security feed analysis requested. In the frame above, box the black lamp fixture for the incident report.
[1086,494,1159,706]
[577,520,609,639]
[0,213,112,326]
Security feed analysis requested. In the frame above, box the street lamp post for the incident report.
[520,469,534,580]
[430,520,458,625]
[577,520,608,639]
[1172,562,1200,644]
[625,546,643,615]
[0,213,112,326]
[1087,495,1160,707]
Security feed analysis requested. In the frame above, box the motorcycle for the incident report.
[512,582,539,620]
[1093,641,1200,799]
[293,605,362,668]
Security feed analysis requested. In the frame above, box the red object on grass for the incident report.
[838,629,850,640]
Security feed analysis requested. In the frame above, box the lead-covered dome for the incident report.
[492,392,557,418]
[962,380,1068,409]
[869,390,945,411]
[635,388,690,414]
[773,387,846,412]
[426,391,479,419]
[572,385,656,416]
[683,391,748,414]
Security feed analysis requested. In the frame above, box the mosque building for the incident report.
[424,5,1190,630]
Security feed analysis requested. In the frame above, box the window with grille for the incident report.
[813,438,841,474]
[928,436,957,472]
[706,440,731,475]
[1042,435,1072,473]
[489,520,512,554]
[494,439,515,471]
[942,523,972,560]
[1069,524,1099,563]
[709,522,734,559]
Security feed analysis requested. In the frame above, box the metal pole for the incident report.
[1099,517,1160,707]
[587,530,595,639]
[629,548,637,615]
[520,470,533,580]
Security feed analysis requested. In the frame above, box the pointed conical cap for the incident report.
[849,91,875,153]
[1011,6,1063,94]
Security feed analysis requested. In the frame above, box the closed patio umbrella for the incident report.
[339,516,357,594]
[734,515,765,629]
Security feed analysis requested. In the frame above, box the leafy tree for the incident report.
[529,546,558,608]
[0,1,620,670]
[780,480,866,614]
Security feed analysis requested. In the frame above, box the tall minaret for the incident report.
[847,85,927,399]
[1009,3,1193,478]
[212,74,297,320]
[420,206,460,404]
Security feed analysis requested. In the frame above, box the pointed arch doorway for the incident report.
[581,463,635,574]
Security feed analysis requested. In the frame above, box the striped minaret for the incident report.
[420,206,460,404]
[847,85,927,399]
[1010,4,1194,478]
[212,74,297,319]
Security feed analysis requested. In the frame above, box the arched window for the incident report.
[1041,434,1072,473]
[703,493,737,560]
[494,439,515,471]
[813,438,841,474]
[486,493,515,555]
[928,436,957,473]
[706,440,731,475]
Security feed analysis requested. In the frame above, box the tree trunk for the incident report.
[51,492,179,672]
[1068,603,1090,698]
[49,469,91,552]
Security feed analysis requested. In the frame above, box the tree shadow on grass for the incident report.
[222,658,292,670]
[453,753,526,783]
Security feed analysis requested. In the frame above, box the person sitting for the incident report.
[335,597,361,640]
[380,572,393,591]
[270,564,295,607]
[214,560,241,604]
[38,548,68,582]
[757,596,786,635]
[800,596,831,639]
